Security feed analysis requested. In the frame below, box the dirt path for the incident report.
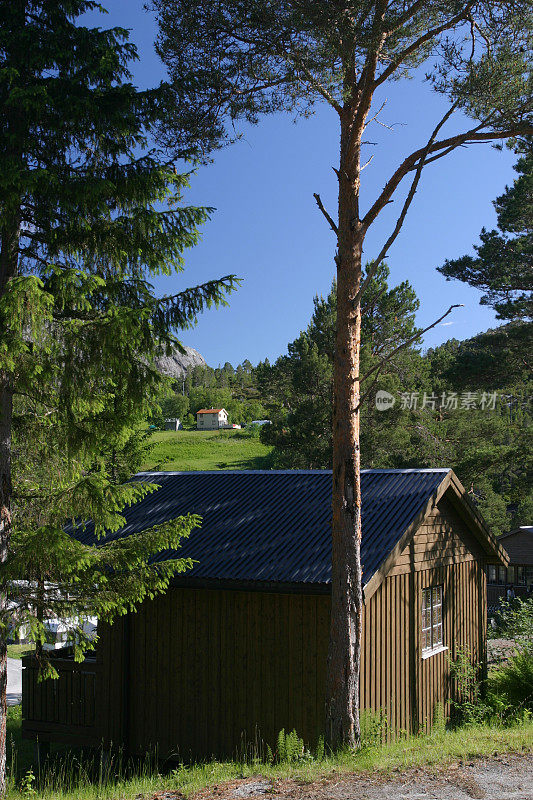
[186,754,533,800]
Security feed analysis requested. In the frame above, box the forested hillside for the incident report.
[154,290,530,534]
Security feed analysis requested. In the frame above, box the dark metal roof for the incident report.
[73,469,450,588]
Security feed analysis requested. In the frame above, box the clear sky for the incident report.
[85,2,517,367]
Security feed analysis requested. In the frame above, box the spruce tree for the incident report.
[153,0,533,748]
[0,2,236,792]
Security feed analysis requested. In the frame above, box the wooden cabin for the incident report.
[487,525,533,609]
[22,468,507,759]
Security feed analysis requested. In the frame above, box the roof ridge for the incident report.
[135,468,451,476]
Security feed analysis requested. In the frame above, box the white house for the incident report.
[196,408,228,430]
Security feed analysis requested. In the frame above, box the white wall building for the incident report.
[196,408,228,430]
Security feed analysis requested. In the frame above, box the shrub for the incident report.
[489,648,533,713]
[360,709,388,746]
[448,648,492,725]
[491,598,533,646]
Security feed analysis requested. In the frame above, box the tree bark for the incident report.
[325,107,364,749]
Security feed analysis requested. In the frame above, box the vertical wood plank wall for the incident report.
[93,492,487,758]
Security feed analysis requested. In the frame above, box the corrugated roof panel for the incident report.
[72,469,449,587]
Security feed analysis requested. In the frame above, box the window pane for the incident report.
[488,565,497,583]
[421,584,444,653]
[499,566,506,584]
[434,623,443,647]
[507,567,515,584]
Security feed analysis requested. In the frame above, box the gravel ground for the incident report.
[183,754,533,800]
[487,638,518,666]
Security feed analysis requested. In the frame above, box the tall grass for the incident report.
[7,704,533,800]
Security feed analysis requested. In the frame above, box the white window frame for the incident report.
[421,585,447,659]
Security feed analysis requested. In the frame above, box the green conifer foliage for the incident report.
[0,3,236,790]
[438,139,532,320]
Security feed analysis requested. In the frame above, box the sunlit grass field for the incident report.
[141,428,273,472]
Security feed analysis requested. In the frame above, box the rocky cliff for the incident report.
[155,345,207,379]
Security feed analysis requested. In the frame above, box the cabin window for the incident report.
[487,565,497,584]
[516,566,526,585]
[421,586,444,655]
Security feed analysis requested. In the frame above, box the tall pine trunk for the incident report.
[325,108,364,749]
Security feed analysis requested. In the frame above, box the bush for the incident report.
[489,648,533,713]
[448,648,492,725]
[360,709,388,746]
[491,598,533,644]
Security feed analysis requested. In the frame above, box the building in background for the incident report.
[487,526,533,608]
[196,408,228,430]
[164,418,182,431]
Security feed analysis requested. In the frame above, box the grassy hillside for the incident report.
[141,428,273,472]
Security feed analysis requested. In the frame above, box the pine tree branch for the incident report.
[352,1,389,138]
[384,0,426,34]
[376,3,475,87]
[292,58,343,115]
[355,100,460,304]
[355,303,463,412]
[361,119,533,236]
[313,193,338,235]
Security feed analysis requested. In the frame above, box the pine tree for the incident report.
[0,3,236,792]
[153,0,533,747]
[259,264,427,469]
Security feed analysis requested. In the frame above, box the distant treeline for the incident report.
[153,359,269,427]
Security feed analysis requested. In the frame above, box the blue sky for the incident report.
[86,2,517,367]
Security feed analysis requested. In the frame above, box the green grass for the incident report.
[6,705,533,800]
[141,429,273,472]
[7,644,35,659]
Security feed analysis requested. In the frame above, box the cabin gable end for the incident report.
[387,491,485,577]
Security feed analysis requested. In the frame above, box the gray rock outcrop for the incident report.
[155,345,207,379]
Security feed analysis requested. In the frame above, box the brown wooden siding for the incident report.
[93,554,485,757]
[22,658,103,745]
[498,531,533,565]
[114,589,329,758]
[359,561,485,736]
[389,497,485,575]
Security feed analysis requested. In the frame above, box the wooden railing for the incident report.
[22,655,103,745]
